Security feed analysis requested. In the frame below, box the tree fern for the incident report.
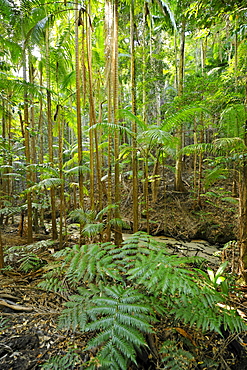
[84,285,155,370]
[19,253,45,272]
[69,206,129,241]
[41,232,246,369]
[40,242,123,293]
[112,231,167,271]
[127,247,246,334]
[160,340,195,370]
[6,240,54,270]
[58,287,94,332]
[41,350,82,370]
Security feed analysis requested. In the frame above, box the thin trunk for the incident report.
[174,19,186,192]
[113,0,122,245]
[197,128,204,208]
[86,2,94,210]
[105,0,113,241]
[239,81,247,282]
[75,0,84,209]
[144,153,150,234]
[232,28,238,196]
[151,154,160,204]
[130,0,138,232]
[193,119,198,206]
[38,64,45,230]
[0,230,3,269]
[87,1,101,210]
[142,2,147,124]
[0,97,7,226]
[107,85,113,241]
[46,28,58,240]
[23,48,33,243]
[29,58,39,233]
[57,105,65,249]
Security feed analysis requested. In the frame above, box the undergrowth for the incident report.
[39,232,246,370]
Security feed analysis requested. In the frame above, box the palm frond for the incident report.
[0,0,13,17]
[95,204,118,221]
[138,127,173,146]
[89,121,133,137]
[204,167,228,189]
[64,165,89,175]
[212,137,246,154]
[220,104,246,138]
[153,0,177,30]
[162,105,210,131]
[26,177,63,192]
[25,13,49,47]
[69,208,96,225]
[118,109,147,130]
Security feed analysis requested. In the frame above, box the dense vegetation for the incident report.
[1,0,247,369]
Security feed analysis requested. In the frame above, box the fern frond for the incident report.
[84,285,154,370]
[19,253,45,272]
[42,350,82,370]
[160,340,195,370]
[38,276,67,294]
[59,292,92,332]
[82,223,104,237]
[127,250,199,296]
[56,243,122,285]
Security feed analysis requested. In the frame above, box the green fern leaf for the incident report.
[82,285,154,370]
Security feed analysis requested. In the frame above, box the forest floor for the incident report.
[0,188,247,369]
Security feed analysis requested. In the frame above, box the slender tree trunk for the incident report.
[29,58,39,233]
[113,0,122,245]
[38,64,45,230]
[105,0,113,241]
[0,230,3,269]
[23,48,33,243]
[239,81,247,282]
[86,1,102,210]
[75,0,84,209]
[144,152,150,234]
[1,97,7,226]
[151,153,160,204]
[142,2,147,125]
[232,27,238,196]
[174,19,186,192]
[57,105,65,249]
[46,28,58,240]
[130,0,138,232]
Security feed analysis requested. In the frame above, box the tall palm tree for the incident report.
[75,0,84,209]
[130,0,138,232]
[112,0,122,245]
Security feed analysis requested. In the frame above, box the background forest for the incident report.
[1,0,247,369]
